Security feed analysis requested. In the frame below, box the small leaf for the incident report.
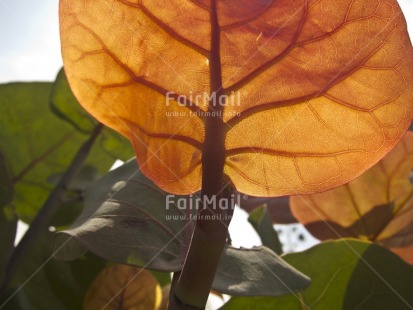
[239,196,297,224]
[221,240,413,309]
[213,246,309,297]
[291,132,413,263]
[248,206,283,254]
[84,264,162,310]
[150,271,172,288]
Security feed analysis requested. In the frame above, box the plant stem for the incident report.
[0,124,103,293]
[168,273,202,309]
[168,1,232,308]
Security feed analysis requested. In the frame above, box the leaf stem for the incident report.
[168,1,233,308]
[0,123,103,293]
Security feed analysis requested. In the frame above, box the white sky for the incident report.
[0,0,61,82]
[1,1,412,248]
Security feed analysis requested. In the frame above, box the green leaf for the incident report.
[47,166,99,227]
[248,205,283,254]
[214,246,309,297]
[47,166,97,228]
[49,198,84,228]
[221,240,413,309]
[50,68,96,134]
[48,165,100,192]
[240,196,297,224]
[4,229,106,310]
[7,231,67,310]
[52,159,309,297]
[150,271,172,288]
[44,253,107,310]
[50,68,134,162]
[98,129,134,162]
[52,158,196,271]
[0,82,88,222]
[0,82,132,223]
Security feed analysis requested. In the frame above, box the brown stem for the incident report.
[0,124,103,293]
[168,1,232,308]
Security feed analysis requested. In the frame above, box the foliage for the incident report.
[1,0,413,309]
[221,240,413,310]
[52,159,310,297]
[0,82,133,223]
[0,77,132,308]
[291,131,413,264]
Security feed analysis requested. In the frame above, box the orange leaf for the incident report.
[84,264,162,310]
[291,131,413,264]
[60,1,413,196]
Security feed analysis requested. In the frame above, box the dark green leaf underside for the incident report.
[53,159,309,297]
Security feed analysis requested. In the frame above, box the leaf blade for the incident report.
[52,159,310,297]
[83,264,162,310]
[291,132,413,263]
[60,0,413,196]
[221,240,413,309]
[213,246,309,297]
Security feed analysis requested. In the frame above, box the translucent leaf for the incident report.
[60,0,413,196]
[83,264,162,310]
[291,132,413,263]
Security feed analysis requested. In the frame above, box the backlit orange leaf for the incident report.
[60,0,413,196]
[84,264,162,310]
[291,131,413,264]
